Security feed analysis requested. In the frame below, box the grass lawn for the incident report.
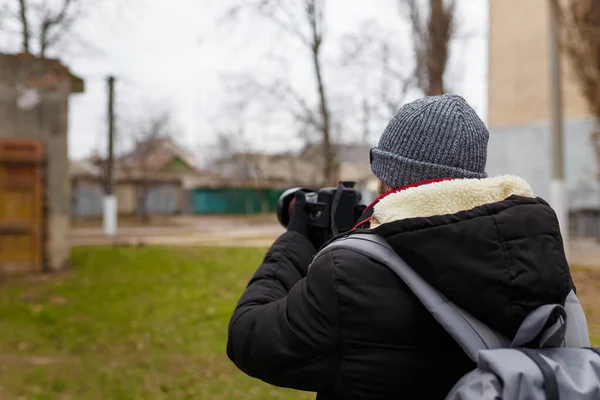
[0,246,312,400]
[0,247,599,400]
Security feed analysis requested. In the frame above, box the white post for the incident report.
[103,195,117,236]
[548,0,568,259]
[551,180,569,258]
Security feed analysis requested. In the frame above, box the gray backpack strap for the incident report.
[510,304,567,348]
[564,291,591,347]
[509,291,590,349]
[315,233,510,362]
[316,233,590,362]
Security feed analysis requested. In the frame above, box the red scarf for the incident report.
[353,178,455,229]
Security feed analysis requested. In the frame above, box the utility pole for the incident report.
[548,0,568,258]
[107,76,115,195]
[103,76,117,237]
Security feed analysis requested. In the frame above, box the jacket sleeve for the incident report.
[226,231,340,392]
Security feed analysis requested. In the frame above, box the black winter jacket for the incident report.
[226,186,573,399]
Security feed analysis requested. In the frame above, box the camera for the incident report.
[276,181,366,239]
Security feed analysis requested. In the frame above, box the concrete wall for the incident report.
[487,117,600,209]
[0,54,83,271]
[488,0,590,127]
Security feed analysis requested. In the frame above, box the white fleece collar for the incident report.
[370,175,535,228]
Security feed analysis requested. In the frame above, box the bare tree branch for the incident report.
[403,0,456,95]
[12,0,87,57]
[223,0,337,185]
[210,94,280,211]
[123,108,175,223]
[39,0,82,57]
[18,0,30,53]
[341,22,414,122]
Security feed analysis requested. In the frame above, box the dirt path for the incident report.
[70,216,600,268]
[69,215,285,247]
[569,238,600,268]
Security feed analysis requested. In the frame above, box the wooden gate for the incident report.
[0,138,44,274]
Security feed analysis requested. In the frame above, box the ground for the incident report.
[1,241,598,399]
[69,214,284,248]
[68,214,600,268]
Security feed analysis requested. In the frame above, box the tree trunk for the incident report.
[18,0,31,54]
[309,27,336,187]
[312,48,334,186]
[426,0,449,95]
[306,0,335,186]
[40,26,49,58]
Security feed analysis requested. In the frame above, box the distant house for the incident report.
[213,142,374,189]
[70,158,102,178]
[214,151,314,188]
[70,137,202,218]
[115,136,201,186]
[298,142,373,185]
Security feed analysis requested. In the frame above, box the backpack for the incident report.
[318,233,596,399]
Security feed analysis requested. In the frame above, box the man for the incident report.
[226,94,574,399]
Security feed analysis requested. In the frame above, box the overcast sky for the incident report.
[23,0,488,159]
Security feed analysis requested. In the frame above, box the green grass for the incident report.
[1,249,599,400]
[0,246,313,400]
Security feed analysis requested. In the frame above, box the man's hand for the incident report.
[287,192,310,237]
[286,192,328,250]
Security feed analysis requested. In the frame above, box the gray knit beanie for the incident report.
[370,94,489,189]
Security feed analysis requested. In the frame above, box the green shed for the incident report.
[191,188,284,215]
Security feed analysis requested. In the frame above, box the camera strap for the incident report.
[329,181,347,237]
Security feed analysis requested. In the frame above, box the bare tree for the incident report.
[11,0,86,57]
[341,22,414,124]
[404,0,456,96]
[124,110,173,223]
[225,0,337,186]
[211,94,275,213]
[342,0,458,128]
[552,0,600,173]
[17,0,30,52]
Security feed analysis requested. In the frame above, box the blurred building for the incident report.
[488,0,589,127]
[0,53,84,273]
[71,137,202,219]
[486,0,598,210]
[201,142,378,213]
[213,143,373,189]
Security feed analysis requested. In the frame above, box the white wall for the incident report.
[486,117,600,210]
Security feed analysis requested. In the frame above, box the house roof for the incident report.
[0,52,84,93]
[211,142,373,187]
[117,136,200,173]
[70,159,102,177]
